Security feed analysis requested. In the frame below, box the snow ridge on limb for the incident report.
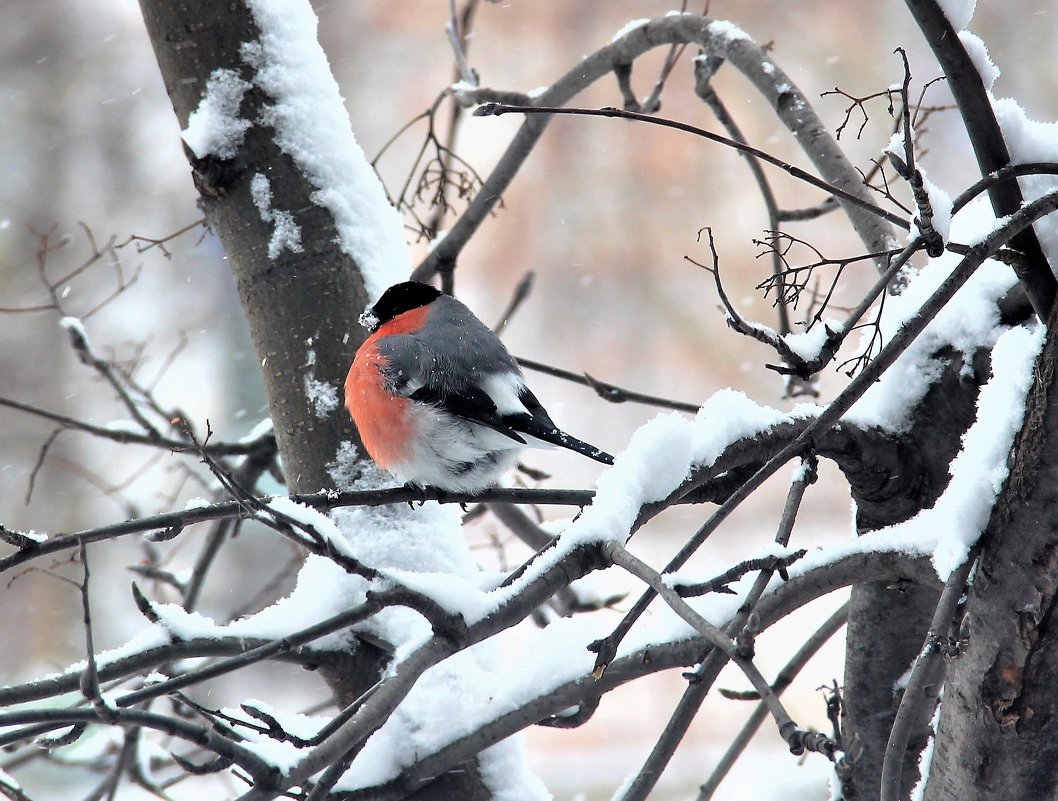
[242,0,409,298]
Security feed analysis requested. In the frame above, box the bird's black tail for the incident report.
[550,428,614,465]
[506,413,614,465]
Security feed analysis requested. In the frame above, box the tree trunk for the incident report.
[138,0,368,494]
[925,306,1058,801]
[137,3,490,797]
[840,348,988,799]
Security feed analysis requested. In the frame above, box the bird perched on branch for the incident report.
[345,281,613,493]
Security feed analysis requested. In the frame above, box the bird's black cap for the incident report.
[361,281,442,331]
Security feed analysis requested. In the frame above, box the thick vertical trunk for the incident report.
[925,308,1058,801]
[136,3,490,797]
[838,349,987,799]
[138,0,368,494]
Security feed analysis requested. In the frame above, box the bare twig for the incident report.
[114,218,208,258]
[493,270,535,335]
[476,103,910,230]
[78,542,118,724]
[695,56,792,336]
[883,49,945,257]
[674,551,807,598]
[879,553,977,801]
[605,541,837,801]
[516,356,699,413]
[689,228,819,383]
[699,603,848,800]
[905,0,1055,317]
[589,188,1058,675]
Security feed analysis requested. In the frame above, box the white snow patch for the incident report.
[301,348,338,419]
[958,31,999,90]
[991,98,1058,267]
[250,172,303,259]
[478,738,552,801]
[184,497,211,510]
[327,440,362,490]
[935,0,976,30]
[50,626,171,680]
[181,68,251,159]
[242,0,409,300]
[993,97,1058,165]
[225,553,366,649]
[910,699,943,801]
[921,172,953,242]
[611,18,648,42]
[382,567,492,620]
[104,419,144,435]
[58,316,89,344]
[847,196,1018,432]
[8,528,46,544]
[707,19,751,55]
[782,318,841,362]
[885,130,906,167]
[928,323,1043,577]
[227,700,327,774]
[267,496,343,544]
[450,79,480,107]
[304,375,339,419]
[819,322,1043,581]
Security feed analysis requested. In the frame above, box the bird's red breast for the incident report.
[344,304,431,470]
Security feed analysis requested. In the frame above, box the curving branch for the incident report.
[346,549,937,801]
[477,102,909,232]
[414,13,900,282]
[590,187,1058,673]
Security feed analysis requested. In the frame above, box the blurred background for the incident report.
[1,1,1056,798]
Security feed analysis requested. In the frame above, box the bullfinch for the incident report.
[344,281,614,493]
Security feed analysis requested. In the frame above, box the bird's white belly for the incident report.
[388,403,523,492]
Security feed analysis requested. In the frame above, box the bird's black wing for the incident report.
[409,384,527,444]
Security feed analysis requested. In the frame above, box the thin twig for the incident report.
[589,188,1058,675]
[879,553,977,801]
[493,270,535,335]
[475,103,910,230]
[604,541,836,801]
[516,357,699,413]
[616,456,819,799]
[699,603,848,800]
[695,58,793,331]
[0,396,273,456]
[884,48,945,257]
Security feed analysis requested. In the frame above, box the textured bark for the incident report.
[842,582,937,800]
[839,348,988,800]
[138,0,368,495]
[137,4,489,798]
[925,306,1058,801]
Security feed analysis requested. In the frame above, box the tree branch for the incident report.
[415,13,899,281]
[904,0,1055,316]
